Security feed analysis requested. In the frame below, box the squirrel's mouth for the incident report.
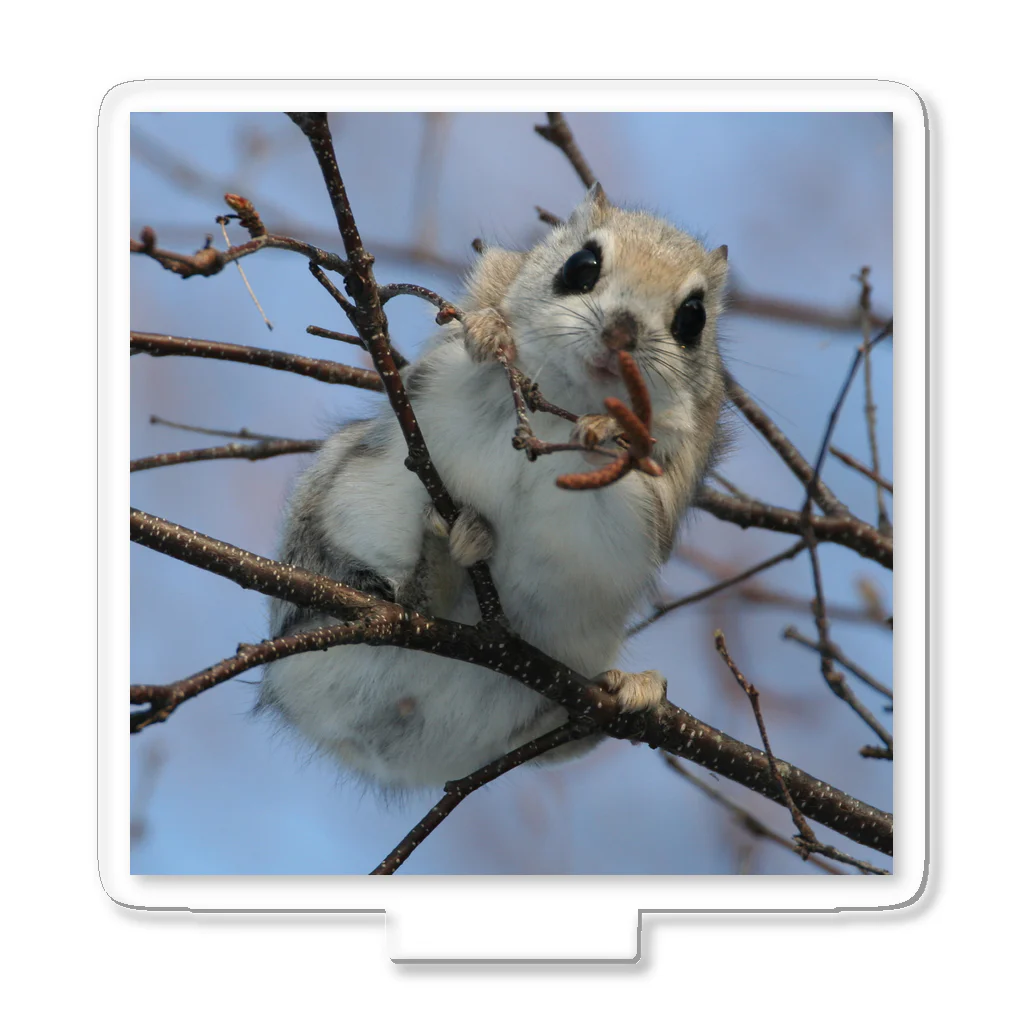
[587,348,622,383]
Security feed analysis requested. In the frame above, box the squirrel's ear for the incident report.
[566,181,611,230]
[464,245,527,309]
[707,243,730,289]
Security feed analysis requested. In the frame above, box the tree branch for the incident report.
[287,111,506,625]
[131,226,349,278]
[371,720,596,874]
[131,621,367,732]
[695,488,893,569]
[129,507,893,855]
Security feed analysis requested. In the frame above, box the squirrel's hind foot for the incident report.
[594,668,667,715]
[424,504,495,567]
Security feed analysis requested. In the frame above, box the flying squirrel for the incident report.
[260,184,730,789]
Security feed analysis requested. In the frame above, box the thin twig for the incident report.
[629,540,808,636]
[829,446,893,493]
[217,212,273,330]
[130,439,318,473]
[497,347,578,458]
[377,282,461,323]
[147,416,301,443]
[131,621,370,732]
[130,332,383,392]
[804,319,894,504]
[714,632,888,874]
[715,632,814,839]
[305,324,364,348]
[370,720,595,874]
[306,261,356,318]
[492,349,618,466]
[519,378,580,424]
[857,268,892,535]
[782,627,893,700]
[673,544,892,627]
[337,272,598,471]
[306,322,410,370]
[661,754,845,875]
[802,525,894,753]
[534,113,597,188]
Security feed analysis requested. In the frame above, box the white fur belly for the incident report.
[487,468,657,671]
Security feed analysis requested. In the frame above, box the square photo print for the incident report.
[116,91,915,906]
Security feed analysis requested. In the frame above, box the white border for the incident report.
[102,80,926,960]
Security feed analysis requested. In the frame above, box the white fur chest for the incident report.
[417,347,658,674]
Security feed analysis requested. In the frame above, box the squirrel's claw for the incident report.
[594,668,667,715]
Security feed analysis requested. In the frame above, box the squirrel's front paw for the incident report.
[571,413,621,448]
[462,308,516,363]
[424,504,495,567]
[571,414,624,466]
[594,668,667,714]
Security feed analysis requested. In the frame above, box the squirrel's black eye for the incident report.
[558,244,602,294]
[671,297,706,345]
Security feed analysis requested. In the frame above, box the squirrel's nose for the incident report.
[601,311,639,351]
